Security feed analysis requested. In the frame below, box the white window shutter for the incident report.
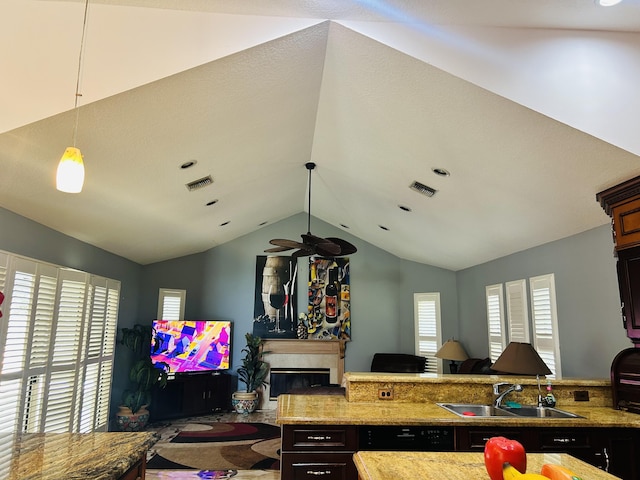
[530,273,561,379]
[414,293,442,373]
[505,279,530,343]
[158,288,186,320]
[486,284,506,362]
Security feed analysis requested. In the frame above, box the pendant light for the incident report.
[56,0,90,193]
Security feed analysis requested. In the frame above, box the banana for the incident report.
[503,462,551,480]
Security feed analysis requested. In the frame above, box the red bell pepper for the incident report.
[484,436,527,480]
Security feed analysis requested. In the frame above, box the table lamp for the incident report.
[491,342,551,376]
[435,339,469,374]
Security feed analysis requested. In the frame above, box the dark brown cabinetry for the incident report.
[597,175,640,343]
[280,425,359,480]
[150,372,232,421]
[281,424,638,480]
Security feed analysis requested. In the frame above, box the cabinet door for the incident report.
[616,248,640,342]
[612,197,640,250]
[280,452,357,480]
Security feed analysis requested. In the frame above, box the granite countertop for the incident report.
[354,452,620,479]
[3,432,158,480]
[277,393,640,427]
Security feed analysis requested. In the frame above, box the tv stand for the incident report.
[149,372,233,421]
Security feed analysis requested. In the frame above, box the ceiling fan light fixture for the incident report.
[265,162,357,257]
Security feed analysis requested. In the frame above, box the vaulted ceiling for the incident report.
[2,0,640,270]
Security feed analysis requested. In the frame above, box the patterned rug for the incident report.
[147,422,281,472]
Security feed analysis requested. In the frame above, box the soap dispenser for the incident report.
[543,381,556,408]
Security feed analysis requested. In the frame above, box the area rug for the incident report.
[147,422,281,472]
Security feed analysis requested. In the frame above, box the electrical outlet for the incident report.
[574,390,590,401]
[378,387,394,400]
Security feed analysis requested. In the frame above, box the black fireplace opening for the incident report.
[269,368,331,400]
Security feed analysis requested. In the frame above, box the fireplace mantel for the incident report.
[260,339,346,409]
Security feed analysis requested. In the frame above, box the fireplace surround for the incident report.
[260,339,346,409]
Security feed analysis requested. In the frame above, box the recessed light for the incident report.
[206,199,218,206]
[180,160,197,169]
[220,221,230,226]
[379,225,390,231]
[597,0,622,5]
[398,205,412,212]
[432,167,450,177]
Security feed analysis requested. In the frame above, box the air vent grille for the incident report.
[186,175,213,191]
[409,180,437,197]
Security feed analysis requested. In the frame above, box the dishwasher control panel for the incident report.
[359,425,454,451]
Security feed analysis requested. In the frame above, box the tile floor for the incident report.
[145,410,280,480]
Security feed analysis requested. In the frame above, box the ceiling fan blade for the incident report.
[301,233,341,254]
[269,238,306,249]
[264,246,294,253]
[292,247,315,258]
[325,237,358,255]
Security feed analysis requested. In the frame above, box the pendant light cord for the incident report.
[72,0,90,147]
[307,165,312,233]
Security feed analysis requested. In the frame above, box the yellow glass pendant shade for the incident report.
[56,147,85,193]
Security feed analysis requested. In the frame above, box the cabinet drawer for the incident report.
[283,425,358,451]
[280,452,357,480]
[457,428,529,451]
[538,430,592,450]
[613,197,640,249]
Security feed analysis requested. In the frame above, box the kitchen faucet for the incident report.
[493,382,523,407]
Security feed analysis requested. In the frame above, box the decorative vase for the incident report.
[115,405,150,431]
[232,391,259,415]
[297,323,309,339]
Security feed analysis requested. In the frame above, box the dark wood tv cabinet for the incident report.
[150,372,233,421]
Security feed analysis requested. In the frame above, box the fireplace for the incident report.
[269,368,331,400]
[260,339,346,409]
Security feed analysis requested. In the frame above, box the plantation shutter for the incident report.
[0,249,120,433]
[505,279,530,343]
[158,288,185,320]
[486,284,506,362]
[414,293,442,373]
[530,273,561,379]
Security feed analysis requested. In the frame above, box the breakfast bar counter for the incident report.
[2,431,158,479]
[354,452,620,479]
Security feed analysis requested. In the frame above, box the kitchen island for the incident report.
[2,431,158,479]
[277,373,640,479]
[354,452,620,480]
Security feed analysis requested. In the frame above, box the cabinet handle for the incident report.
[307,435,331,440]
[306,470,331,475]
[550,437,575,444]
[603,447,609,472]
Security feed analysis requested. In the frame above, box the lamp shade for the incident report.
[435,339,469,362]
[491,342,551,376]
[56,147,85,193]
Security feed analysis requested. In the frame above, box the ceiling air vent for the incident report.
[186,175,213,192]
[409,180,437,198]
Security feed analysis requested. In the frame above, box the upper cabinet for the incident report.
[597,175,640,251]
[598,175,640,344]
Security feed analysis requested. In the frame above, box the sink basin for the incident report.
[437,403,517,417]
[498,406,583,419]
[437,403,583,419]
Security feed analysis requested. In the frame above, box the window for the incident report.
[157,288,186,320]
[414,293,442,373]
[530,274,561,379]
[485,284,506,362]
[0,250,119,433]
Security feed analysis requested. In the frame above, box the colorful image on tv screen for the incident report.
[151,320,231,373]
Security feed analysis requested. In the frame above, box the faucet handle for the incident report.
[492,382,509,394]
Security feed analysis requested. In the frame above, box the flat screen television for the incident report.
[151,319,232,374]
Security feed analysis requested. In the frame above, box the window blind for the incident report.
[414,293,442,373]
[505,279,530,343]
[530,273,561,379]
[486,284,506,362]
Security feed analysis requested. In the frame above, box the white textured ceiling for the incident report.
[2,0,640,270]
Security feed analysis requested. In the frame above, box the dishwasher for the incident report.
[359,425,454,451]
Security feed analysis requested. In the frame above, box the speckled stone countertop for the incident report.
[3,432,158,479]
[354,452,620,479]
[277,392,640,427]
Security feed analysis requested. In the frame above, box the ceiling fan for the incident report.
[265,162,357,258]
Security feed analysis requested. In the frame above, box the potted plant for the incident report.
[233,332,269,414]
[115,323,169,431]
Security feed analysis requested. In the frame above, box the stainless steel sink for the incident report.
[498,405,583,418]
[436,403,518,417]
[437,403,582,419]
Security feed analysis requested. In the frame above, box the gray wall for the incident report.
[0,206,630,424]
[456,224,630,378]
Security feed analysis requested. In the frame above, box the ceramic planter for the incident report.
[115,405,150,431]
[232,391,259,414]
